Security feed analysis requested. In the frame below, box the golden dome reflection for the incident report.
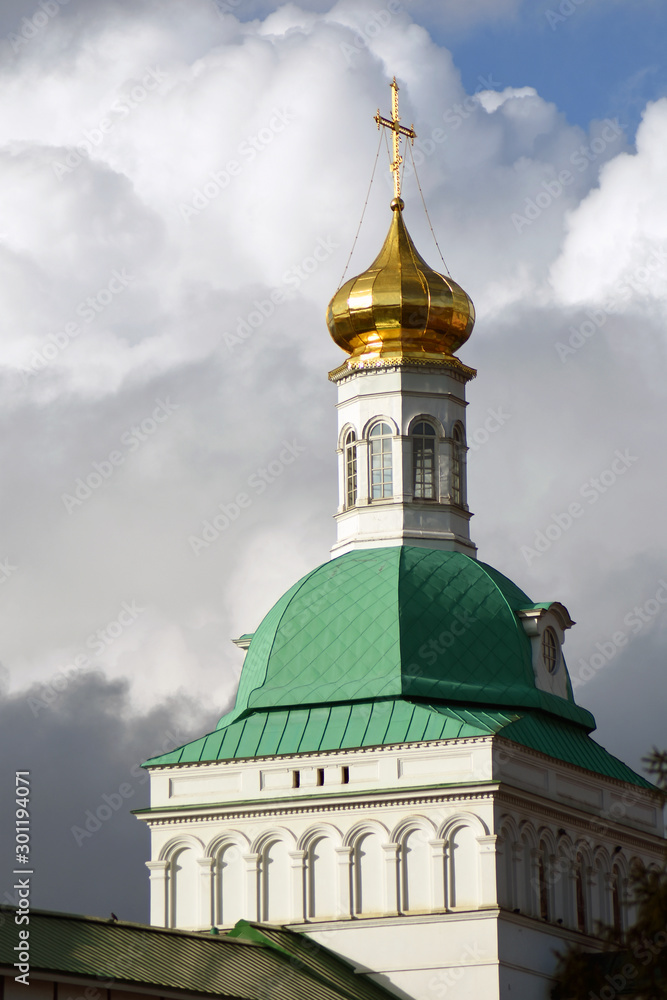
[326,199,475,363]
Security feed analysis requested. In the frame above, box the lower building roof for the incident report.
[0,907,398,1000]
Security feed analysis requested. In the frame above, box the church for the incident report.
[135,81,665,998]
[2,81,664,1000]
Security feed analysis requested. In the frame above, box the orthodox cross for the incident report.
[374,77,416,200]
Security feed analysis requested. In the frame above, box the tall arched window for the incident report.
[344,431,357,508]
[412,422,437,500]
[451,424,464,506]
[575,853,587,932]
[612,867,623,938]
[369,423,393,500]
[538,847,549,921]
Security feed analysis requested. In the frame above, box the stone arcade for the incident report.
[137,86,664,1000]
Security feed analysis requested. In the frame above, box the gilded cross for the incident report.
[374,77,416,200]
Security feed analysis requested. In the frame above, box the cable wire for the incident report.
[337,130,384,290]
[407,140,451,276]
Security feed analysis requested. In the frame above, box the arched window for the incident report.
[344,431,357,508]
[576,853,587,932]
[369,423,393,500]
[612,867,622,938]
[451,424,464,506]
[538,849,549,921]
[412,422,437,500]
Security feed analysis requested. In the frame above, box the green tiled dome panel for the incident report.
[228,548,594,731]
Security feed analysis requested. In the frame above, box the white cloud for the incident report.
[550,98,667,313]
[0,0,663,792]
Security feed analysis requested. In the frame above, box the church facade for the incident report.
[137,84,665,1000]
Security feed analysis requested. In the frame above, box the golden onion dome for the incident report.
[327,198,475,363]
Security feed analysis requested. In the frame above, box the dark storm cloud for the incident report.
[0,672,216,921]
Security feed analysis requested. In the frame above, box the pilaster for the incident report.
[196,857,215,927]
[146,860,169,927]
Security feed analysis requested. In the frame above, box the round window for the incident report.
[542,627,559,673]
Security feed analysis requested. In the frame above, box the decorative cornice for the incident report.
[328,355,477,384]
[495,788,666,855]
[139,788,498,828]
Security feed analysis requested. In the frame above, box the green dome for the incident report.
[228,547,594,731]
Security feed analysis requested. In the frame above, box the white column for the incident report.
[392,431,404,500]
[289,850,307,922]
[357,440,370,505]
[399,435,411,502]
[243,853,260,921]
[336,445,345,512]
[197,857,215,928]
[382,843,399,915]
[146,860,169,927]
[477,835,498,907]
[429,839,447,911]
[335,846,353,919]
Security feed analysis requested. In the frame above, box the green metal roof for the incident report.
[227,547,592,729]
[143,699,650,787]
[142,545,651,787]
[0,907,397,1000]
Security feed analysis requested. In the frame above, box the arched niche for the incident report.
[169,846,199,929]
[261,839,291,923]
[448,825,479,910]
[400,827,432,913]
[215,842,245,927]
[353,831,384,916]
[307,836,338,919]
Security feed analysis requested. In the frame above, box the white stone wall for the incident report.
[142,736,665,1000]
[331,366,475,556]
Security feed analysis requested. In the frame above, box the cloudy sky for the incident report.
[1,0,666,923]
